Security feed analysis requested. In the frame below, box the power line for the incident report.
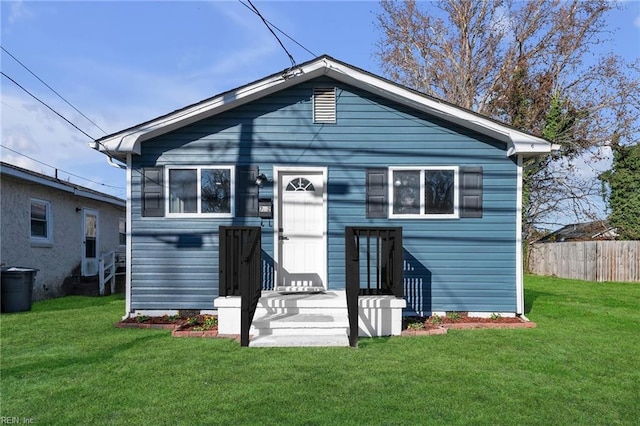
[0,144,125,191]
[1,70,120,161]
[245,0,297,68]
[0,45,108,135]
[237,0,317,58]
[1,71,97,140]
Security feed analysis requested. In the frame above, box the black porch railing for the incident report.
[219,226,262,347]
[345,227,403,347]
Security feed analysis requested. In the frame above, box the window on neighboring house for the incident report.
[166,166,234,217]
[389,167,458,218]
[30,199,52,244]
[119,218,126,246]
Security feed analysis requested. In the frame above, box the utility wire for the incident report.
[1,70,120,161]
[245,0,297,68]
[0,45,108,135]
[1,71,97,140]
[238,0,317,58]
[0,144,125,191]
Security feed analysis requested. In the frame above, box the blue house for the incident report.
[93,56,554,346]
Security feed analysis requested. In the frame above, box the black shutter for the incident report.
[142,167,164,217]
[366,168,388,219]
[460,167,483,218]
[236,166,259,217]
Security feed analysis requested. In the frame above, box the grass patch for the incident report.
[1,276,639,424]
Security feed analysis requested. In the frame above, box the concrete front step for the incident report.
[248,292,351,347]
[254,291,346,317]
[251,312,349,336]
[214,290,406,343]
[257,291,347,308]
[250,333,349,347]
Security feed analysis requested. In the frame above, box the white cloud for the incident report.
[0,91,126,198]
[8,0,33,25]
[0,39,282,201]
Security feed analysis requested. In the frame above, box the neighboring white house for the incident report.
[0,162,126,301]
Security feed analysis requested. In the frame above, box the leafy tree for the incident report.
[600,142,640,240]
[376,0,640,237]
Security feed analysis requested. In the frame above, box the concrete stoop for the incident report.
[249,292,350,347]
[213,290,406,347]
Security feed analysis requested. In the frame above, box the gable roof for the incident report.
[92,55,556,162]
[535,220,618,243]
[1,162,125,208]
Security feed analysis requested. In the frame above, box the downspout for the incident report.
[515,154,525,317]
[123,153,133,320]
[107,156,126,170]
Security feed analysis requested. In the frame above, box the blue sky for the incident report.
[2,0,639,219]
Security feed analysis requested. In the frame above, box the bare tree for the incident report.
[376,0,640,236]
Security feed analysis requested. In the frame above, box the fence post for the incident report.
[98,257,105,295]
[110,251,116,294]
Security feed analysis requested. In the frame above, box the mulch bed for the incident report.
[115,314,239,340]
[116,312,535,339]
[401,313,536,336]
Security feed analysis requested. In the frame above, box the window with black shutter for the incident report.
[142,167,164,217]
[366,168,388,218]
[459,167,483,218]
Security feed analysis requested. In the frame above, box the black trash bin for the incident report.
[1,267,38,313]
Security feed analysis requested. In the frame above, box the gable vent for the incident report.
[313,87,336,123]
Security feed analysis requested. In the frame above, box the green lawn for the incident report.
[1,275,638,425]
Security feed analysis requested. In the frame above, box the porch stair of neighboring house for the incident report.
[66,274,102,296]
[248,291,350,347]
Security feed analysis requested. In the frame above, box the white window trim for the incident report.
[388,166,459,219]
[165,165,235,218]
[30,198,52,245]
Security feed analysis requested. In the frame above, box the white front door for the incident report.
[82,209,99,276]
[275,168,327,292]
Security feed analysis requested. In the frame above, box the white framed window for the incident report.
[119,217,126,246]
[389,166,459,219]
[165,166,234,217]
[30,199,52,244]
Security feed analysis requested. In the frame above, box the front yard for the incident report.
[1,275,638,425]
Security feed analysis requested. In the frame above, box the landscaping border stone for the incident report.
[401,320,537,336]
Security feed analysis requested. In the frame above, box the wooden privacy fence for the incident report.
[528,241,640,282]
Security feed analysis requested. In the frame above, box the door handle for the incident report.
[279,235,289,241]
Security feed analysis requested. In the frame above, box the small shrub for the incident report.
[183,315,217,331]
[164,314,180,322]
[446,311,462,320]
[429,314,442,325]
[135,315,150,323]
[203,315,217,330]
[490,313,502,320]
[407,321,425,330]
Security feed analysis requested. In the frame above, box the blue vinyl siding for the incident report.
[130,77,518,313]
